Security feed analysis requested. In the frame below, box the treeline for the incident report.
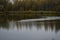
[0,0,60,11]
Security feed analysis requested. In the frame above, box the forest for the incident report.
[0,0,60,11]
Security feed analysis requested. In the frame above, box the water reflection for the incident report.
[0,21,9,29]
[0,20,60,33]
[0,19,60,40]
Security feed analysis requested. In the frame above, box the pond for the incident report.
[0,17,60,40]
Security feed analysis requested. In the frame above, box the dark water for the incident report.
[0,19,60,40]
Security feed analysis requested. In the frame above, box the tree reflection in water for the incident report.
[0,21,9,29]
[0,20,60,33]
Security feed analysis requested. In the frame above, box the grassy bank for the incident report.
[0,11,60,21]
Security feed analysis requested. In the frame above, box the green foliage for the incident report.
[0,0,60,11]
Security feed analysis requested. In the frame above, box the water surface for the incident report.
[0,18,60,40]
